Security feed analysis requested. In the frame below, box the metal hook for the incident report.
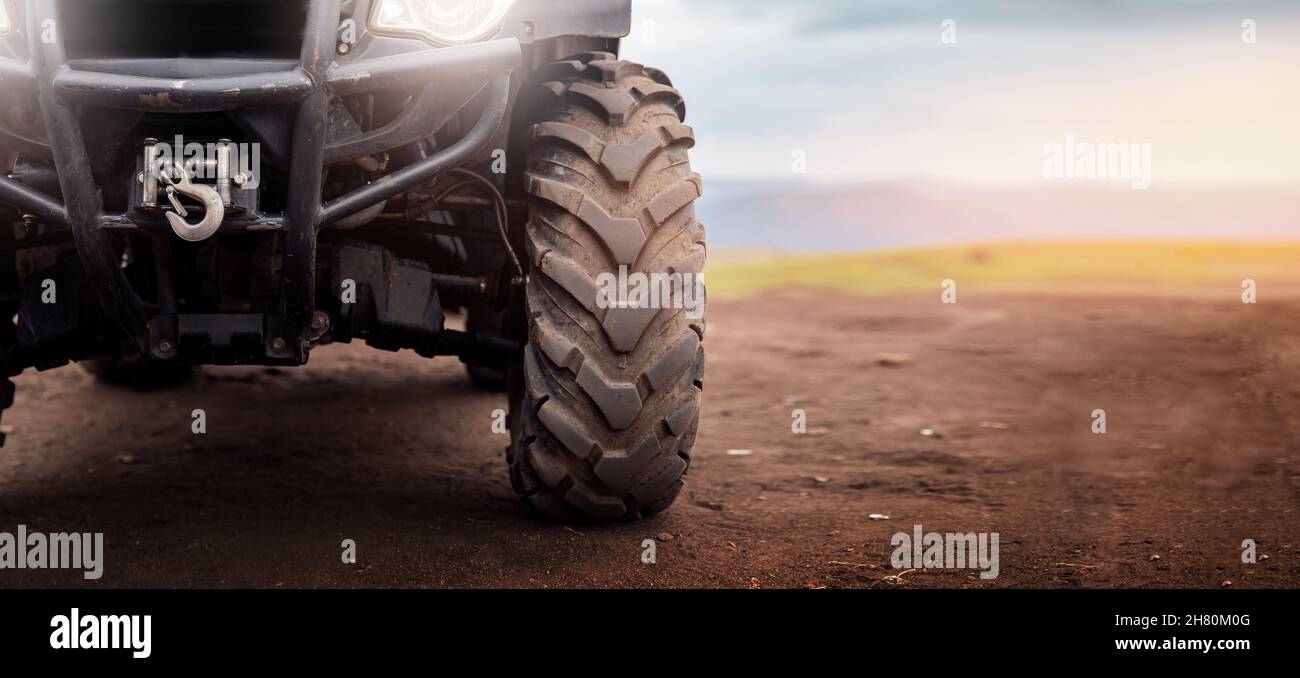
[160,165,224,242]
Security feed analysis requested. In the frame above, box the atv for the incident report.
[0,0,705,522]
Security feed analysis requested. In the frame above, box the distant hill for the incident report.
[697,180,1300,252]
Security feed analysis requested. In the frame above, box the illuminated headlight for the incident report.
[370,0,516,46]
[0,3,11,35]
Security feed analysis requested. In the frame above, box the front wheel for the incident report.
[506,53,706,522]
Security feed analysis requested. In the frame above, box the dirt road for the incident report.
[1,291,1297,588]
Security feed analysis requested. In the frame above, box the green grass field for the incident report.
[705,241,1300,298]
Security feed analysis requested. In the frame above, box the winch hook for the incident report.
[160,165,224,242]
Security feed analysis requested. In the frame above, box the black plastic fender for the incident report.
[504,0,632,42]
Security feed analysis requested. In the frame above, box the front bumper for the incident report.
[0,0,521,362]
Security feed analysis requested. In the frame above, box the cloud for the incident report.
[692,0,1300,34]
[624,0,1300,185]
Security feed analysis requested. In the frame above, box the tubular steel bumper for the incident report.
[0,0,520,359]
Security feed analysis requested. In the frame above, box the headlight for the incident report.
[0,3,11,35]
[370,0,516,46]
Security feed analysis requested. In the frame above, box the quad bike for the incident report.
[0,0,704,521]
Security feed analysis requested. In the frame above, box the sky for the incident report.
[620,0,1300,188]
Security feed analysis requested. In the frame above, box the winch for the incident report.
[138,137,256,242]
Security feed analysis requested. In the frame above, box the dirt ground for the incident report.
[0,290,1297,588]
